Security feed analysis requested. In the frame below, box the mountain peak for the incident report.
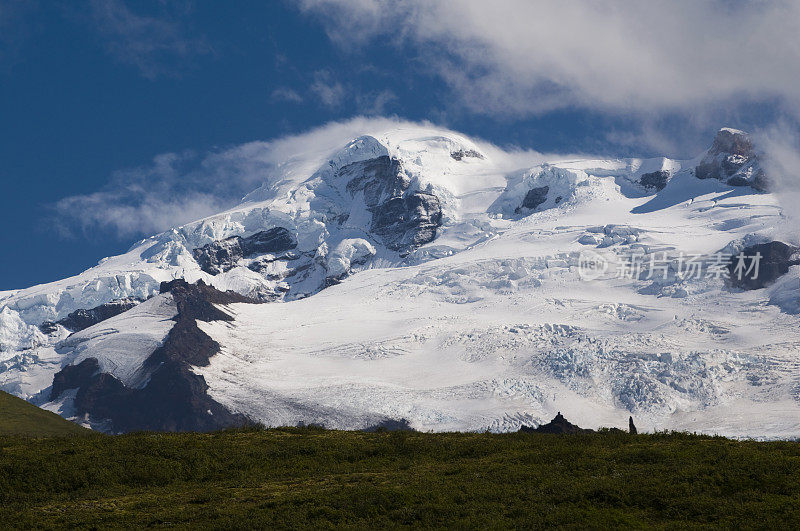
[1,125,798,437]
[696,127,767,191]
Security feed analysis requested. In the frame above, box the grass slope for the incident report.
[1,428,799,528]
[0,390,87,437]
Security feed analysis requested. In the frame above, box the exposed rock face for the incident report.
[40,299,140,334]
[370,192,442,253]
[450,149,483,161]
[727,241,800,290]
[192,228,297,275]
[339,155,443,254]
[38,323,61,335]
[49,280,255,433]
[343,156,408,207]
[519,412,592,434]
[695,129,768,191]
[639,170,671,191]
[629,416,638,434]
[515,186,550,214]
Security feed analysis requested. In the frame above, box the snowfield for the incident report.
[1,123,798,437]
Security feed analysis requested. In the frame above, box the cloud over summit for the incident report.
[51,117,428,239]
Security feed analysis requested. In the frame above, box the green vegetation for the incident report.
[0,390,88,437]
[1,427,799,528]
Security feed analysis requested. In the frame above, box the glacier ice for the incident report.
[0,124,798,437]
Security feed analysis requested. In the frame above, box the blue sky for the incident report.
[1,0,798,290]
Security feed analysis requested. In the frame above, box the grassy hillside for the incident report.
[1,427,799,528]
[0,390,87,437]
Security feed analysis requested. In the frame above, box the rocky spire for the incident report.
[695,128,768,191]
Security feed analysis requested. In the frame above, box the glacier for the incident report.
[0,123,798,437]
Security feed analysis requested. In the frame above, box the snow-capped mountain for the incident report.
[1,125,799,437]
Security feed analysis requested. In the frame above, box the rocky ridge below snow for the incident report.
[48,280,253,433]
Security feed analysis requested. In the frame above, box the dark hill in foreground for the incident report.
[0,390,87,437]
[1,428,798,528]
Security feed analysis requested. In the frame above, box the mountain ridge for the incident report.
[1,125,798,436]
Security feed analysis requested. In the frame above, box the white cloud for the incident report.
[297,0,800,118]
[53,192,229,240]
[271,87,304,103]
[52,144,275,238]
[310,70,346,108]
[356,89,397,115]
[52,117,434,238]
[306,71,398,114]
[755,123,800,243]
[88,0,210,79]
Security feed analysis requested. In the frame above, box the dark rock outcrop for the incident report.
[339,155,443,254]
[158,278,253,326]
[40,299,141,334]
[515,186,550,214]
[343,156,407,206]
[38,322,61,335]
[370,192,442,253]
[639,170,671,191]
[193,228,297,275]
[450,149,483,161]
[727,241,800,290]
[519,412,592,434]
[49,280,255,433]
[629,416,638,434]
[695,129,768,191]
